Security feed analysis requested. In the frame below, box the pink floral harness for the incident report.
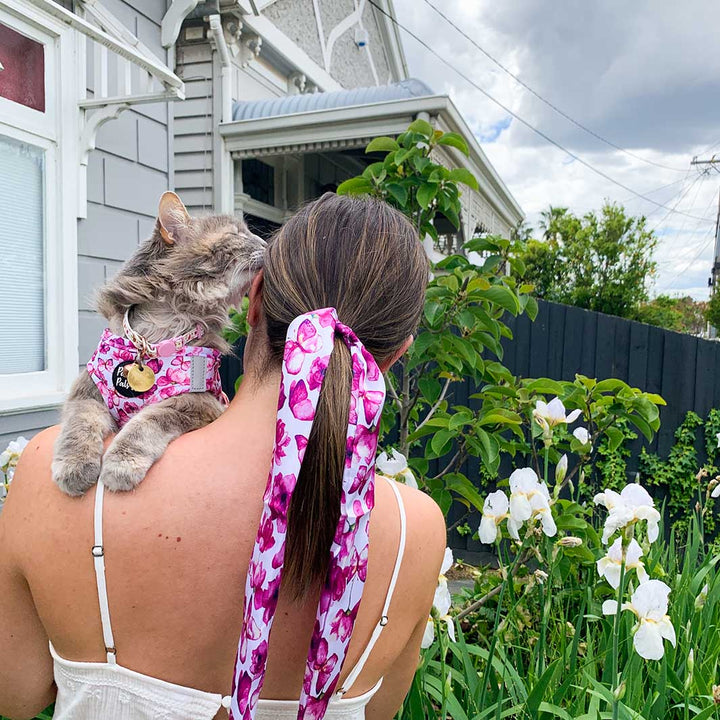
[87,328,227,428]
[230,308,386,720]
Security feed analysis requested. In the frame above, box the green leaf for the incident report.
[385,182,408,206]
[524,295,539,321]
[418,376,442,404]
[365,136,399,153]
[448,167,479,190]
[448,411,474,430]
[480,285,521,315]
[605,426,625,452]
[525,378,565,395]
[473,428,500,469]
[417,182,438,209]
[424,301,443,326]
[430,429,455,456]
[595,378,629,394]
[336,177,372,195]
[362,162,386,182]
[407,117,434,137]
[436,132,470,155]
[444,473,486,511]
[525,660,561,715]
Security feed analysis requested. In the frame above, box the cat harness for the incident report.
[86,310,228,427]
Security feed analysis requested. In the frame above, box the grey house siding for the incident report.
[174,40,214,213]
[1,0,172,449]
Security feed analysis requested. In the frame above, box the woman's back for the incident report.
[3,378,444,718]
[0,194,446,720]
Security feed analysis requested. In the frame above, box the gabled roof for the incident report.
[233,78,432,121]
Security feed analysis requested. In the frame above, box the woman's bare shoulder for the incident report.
[381,478,446,591]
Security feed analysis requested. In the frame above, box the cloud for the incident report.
[393,0,720,299]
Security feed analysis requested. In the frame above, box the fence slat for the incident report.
[580,308,598,378]
[628,322,649,390]
[561,306,584,380]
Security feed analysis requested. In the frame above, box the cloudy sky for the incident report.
[392,0,720,299]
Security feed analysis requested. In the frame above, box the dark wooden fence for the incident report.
[220,299,720,561]
[502,299,720,458]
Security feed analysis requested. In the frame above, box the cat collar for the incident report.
[122,308,205,360]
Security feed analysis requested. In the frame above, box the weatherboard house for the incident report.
[0,0,522,444]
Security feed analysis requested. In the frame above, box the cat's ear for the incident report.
[157,191,190,246]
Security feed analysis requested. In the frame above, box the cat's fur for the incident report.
[53,192,264,496]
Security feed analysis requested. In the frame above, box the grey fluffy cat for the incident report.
[53,192,264,496]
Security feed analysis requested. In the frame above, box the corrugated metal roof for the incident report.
[232,78,434,121]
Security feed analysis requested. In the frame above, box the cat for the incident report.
[53,192,264,496]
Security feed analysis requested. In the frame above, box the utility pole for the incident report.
[691,157,720,337]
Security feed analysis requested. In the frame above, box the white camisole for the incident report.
[50,476,407,720]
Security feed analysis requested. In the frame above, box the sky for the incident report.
[392,0,720,300]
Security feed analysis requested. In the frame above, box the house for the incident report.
[0,0,523,446]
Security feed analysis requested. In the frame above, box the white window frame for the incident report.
[0,0,78,413]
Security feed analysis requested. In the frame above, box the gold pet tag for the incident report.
[124,363,156,392]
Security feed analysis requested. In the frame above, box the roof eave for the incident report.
[220,94,523,228]
[220,95,445,150]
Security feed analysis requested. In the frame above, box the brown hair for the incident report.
[262,192,428,598]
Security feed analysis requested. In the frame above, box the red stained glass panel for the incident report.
[0,22,45,112]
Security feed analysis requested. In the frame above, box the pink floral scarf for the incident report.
[87,328,227,428]
[230,308,386,720]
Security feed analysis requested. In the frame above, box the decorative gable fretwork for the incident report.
[27,0,185,216]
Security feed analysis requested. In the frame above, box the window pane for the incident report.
[0,135,45,374]
[242,159,275,206]
[0,23,45,112]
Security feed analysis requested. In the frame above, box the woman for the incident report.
[0,193,446,720]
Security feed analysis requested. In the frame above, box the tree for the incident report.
[705,290,720,331]
[634,295,708,335]
[336,120,536,515]
[518,204,658,319]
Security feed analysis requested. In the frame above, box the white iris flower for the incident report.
[0,436,29,506]
[594,483,661,544]
[507,468,557,540]
[602,580,676,660]
[478,490,510,544]
[596,538,648,589]
[532,397,581,434]
[421,547,456,648]
[376,449,418,489]
[573,427,592,449]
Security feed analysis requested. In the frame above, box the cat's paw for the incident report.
[98,448,152,492]
[52,455,102,497]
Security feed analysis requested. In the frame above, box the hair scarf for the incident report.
[229,307,386,720]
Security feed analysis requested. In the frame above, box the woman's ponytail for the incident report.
[284,337,351,598]
[261,193,428,599]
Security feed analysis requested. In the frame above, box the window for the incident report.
[242,158,275,206]
[0,21,45,111]
[0,3,77,412]
[0,136,46,374]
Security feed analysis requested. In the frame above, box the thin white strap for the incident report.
[338,477,407,696]
[92,480,117,664]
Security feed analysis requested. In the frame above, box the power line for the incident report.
[419,0,688,174]
[658,231,715,292]
[368,1,713,224]
[656,190,718,291]
[569,176,689,214]
[648,170,701,235]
